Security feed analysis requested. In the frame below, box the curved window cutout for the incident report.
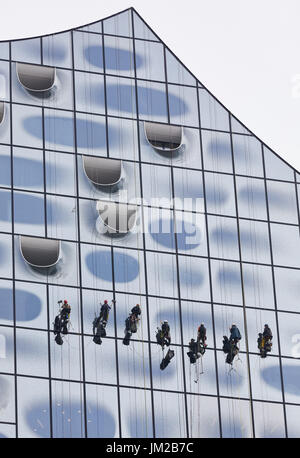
[20,236,60,268]
[83,156,122,187]
[16,63,56,92]
[144,121,183,152]
[96,200,137,234]
[0,102,4,124]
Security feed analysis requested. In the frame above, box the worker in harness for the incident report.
[197,323,207,346]
[156,320,171,349]
[258,324,273,358]
[53,300,71,346]
[229,324,242,344]
[123,305,141,346]
[93,299,115,345]
[223,324,242,366]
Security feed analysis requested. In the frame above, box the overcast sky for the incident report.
[1,0,300,171]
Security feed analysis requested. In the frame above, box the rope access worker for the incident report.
[123,304,141,346]
[229,324,242,344]
[222,324,242,366]
[222,335,239,365]
[258,324,273,358]
[131,304,141,320]
[187,338,199,364]
[156,320,171,349]
[54,300,71,346]
[93,299,115,345]
[197,323,207,346]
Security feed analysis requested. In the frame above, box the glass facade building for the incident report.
[0,7,300,438]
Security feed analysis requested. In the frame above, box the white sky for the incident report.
[1,0,300,171]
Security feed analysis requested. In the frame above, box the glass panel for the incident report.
[178,256,210,302]
[120,387,153,438]
[75,71,105,115]
[44,109,75,153]
[84,336,117,385]
[42,32,72,68]
[86,384,118,438]
[202,130,232,174]
[270,223,300,268]
[239,219,271,264]
[0,375,15,424]
[278,311,300,358]
[45,150,76,196]
[253,401,285,438]
[274,267,300,312]
[236,176,267,220]
[0,326,14,373]
[73,31,103,72]
[146,251,177,298]
[117,340,150,388]
[267,180,298,224]
[76,112,106,156]
[286,405,300,438]
[106,75,136,118]
[103,10,132,38]
[233,134,263,178]
[243,263,274,309]
[208,215,239,261]
[135,40,165,82]
[47,195,77,240]
[264,145,294,181]
[199,89,229,132]
[107,116,139,161]
[0,145,10,188]
[153,391,187,438]
[166,48,196,86]
[220,398,252,438]
[0,189,12,232]
[168,84,199,128]
[0,279,13,325]
[12,104,43,149]
[211,260,243,305]
[52,380,85,438]
[15,281,47,329]
[104,35,135,78]
[137,80,167,122]
[13,147,44,192]
[16,328,49,377]
[17,376,50,437]
[133,11,158,41]
[205,172,236,217]
[0,234,12,278]
[187,395,219,438]
[14,191,45,237]
[11,38,41,64]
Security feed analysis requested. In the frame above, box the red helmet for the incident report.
[64,300,68,304]
[104,300,108,304]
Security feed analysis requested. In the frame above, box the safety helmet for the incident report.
[164,320,168,323]
[104,300,108,304]
[201,322,204,326]
[64,300,68,304]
